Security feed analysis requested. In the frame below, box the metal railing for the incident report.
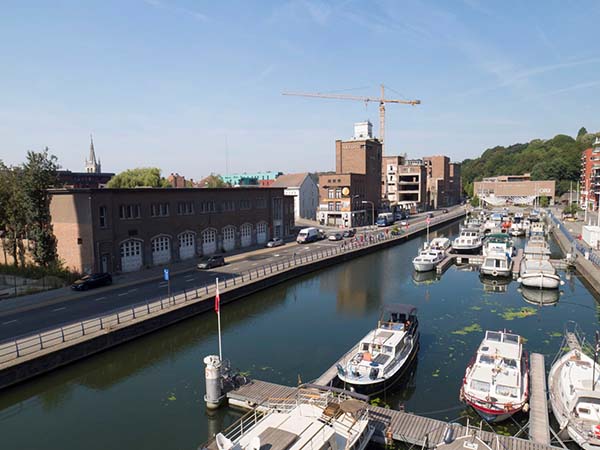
[547,210,600,268]
[0,210,465,365]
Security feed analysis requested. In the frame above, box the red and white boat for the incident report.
[460,330,529,422]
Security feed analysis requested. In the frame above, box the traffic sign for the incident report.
[163,268,170,281]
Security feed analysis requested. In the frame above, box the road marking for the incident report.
[158,282,168,287]
[52,307,67,312]
[184,276,195,281]
[127,288,138,293]
[118,292,128,297]
[2,320,17,325]
[186,278,195,282]
[94,296,107,302]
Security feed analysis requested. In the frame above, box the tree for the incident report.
[0,163,28,266]
[21,148,60,267]
[107,168,171,188]
[577,127,588,139]
[201,173,228,188]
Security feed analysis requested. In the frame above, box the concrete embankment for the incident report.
[548,218,600,296]
[0,210,465,390]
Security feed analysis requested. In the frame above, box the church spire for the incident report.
[85,134,100,173]
[89,134,96,164]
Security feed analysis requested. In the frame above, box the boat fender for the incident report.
[593,425,600,439]
[492,270,498,277]
[443,426,454,444]
[522,403,529,413]
[517,277,522,283]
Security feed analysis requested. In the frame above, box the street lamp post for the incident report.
[362,200,375,226]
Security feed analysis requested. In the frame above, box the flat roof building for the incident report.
[50,187,294,274]
[473,177,555,206]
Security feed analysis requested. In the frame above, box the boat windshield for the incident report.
[486,331,502,342]
[502,358,517,368]
[479,355,495,365]
[496,384,518,398]
[471,379,490,393]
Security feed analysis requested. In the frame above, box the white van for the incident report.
[297,227,319,244]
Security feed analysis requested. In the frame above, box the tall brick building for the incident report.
[318,122,382,227]
[580,137,600,210]
[50,187,294,274]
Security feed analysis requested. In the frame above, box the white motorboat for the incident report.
[480,251,513,277]
[452,228,483,254]
[202,389,374,450]
[509,223,525,237]
[482,233,514,258]
[429,237,451,251]
[524,236,551,258]
[519,236,563,289]
[529,222,545,236]
[549,325,600,450]
[519,259,562,289]
[460,330,529,423]
[430,423,503,450]
[412,248,445,272]
[337,304,419,395]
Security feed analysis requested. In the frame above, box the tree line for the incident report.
[0,149,60,268]
[461,127,599,197]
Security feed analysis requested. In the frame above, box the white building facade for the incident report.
[272,173,319,220]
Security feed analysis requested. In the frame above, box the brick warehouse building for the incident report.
[318,122,382,227]
[50,187,294,274]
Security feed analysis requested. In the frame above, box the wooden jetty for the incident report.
[436,252,484,275]
[512,248,524,278]
[225,379,560,450]
[529,353,550,445]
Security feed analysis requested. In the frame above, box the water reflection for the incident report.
[412,271,440,286]
[479,275,511,294]
[519,287,561,306]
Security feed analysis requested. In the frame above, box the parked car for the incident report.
[426,212,434,219]
[71,273,112,291]
[343,228,356,238]
[399,220,409,226]
[442,209,449,213]
[197,255,226,270]
[328,232,343,241]
[266,237,285,248]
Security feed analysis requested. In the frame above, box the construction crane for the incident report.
[282,84,420,153]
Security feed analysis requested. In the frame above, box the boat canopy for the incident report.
[486,233,509,241]
[383,304,417,316]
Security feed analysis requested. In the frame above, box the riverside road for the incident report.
[0,210,452,341]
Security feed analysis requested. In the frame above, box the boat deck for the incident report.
[225,379,561,450]
[565,332,582,351]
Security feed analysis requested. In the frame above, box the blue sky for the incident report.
[2,1,599,178]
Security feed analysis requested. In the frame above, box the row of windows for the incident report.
[327,188,343,199]
[105,198,271,224]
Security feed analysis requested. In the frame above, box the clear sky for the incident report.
[2,0,599,178]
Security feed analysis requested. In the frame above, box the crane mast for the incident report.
[283,84,420,154]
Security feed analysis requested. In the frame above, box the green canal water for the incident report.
[1,221,600,450]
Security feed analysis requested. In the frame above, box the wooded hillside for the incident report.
[461,128,599,197]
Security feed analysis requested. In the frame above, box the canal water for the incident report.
[2,221,600,450]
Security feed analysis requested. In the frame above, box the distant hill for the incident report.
[461,129,600,197]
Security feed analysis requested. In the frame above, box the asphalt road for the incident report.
[0,209,453,341]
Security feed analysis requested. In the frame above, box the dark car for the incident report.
[343,229,356,238]
[197,255,226,270]
[71,273,112,291]
[442,208,449,213]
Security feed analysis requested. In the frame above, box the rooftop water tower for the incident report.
[353,121,373,140]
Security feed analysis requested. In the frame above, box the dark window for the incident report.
[199,201,216,213]
[256,197,267,209]
[177,202,194,215]
[119,204,141,220]
[99,206,107,228]
[221,200,235,212]
[239,199,251,210]
[151,203,170,217]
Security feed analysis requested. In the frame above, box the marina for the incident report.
[1,218,600,450]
